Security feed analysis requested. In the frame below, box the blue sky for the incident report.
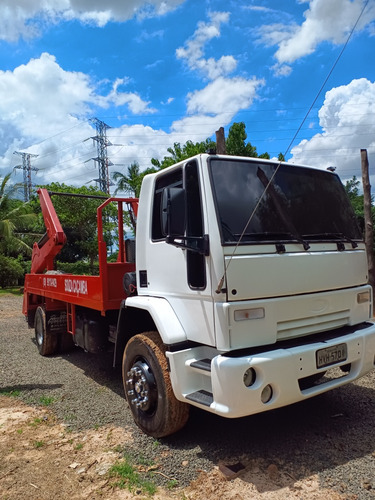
[0,0,374,194]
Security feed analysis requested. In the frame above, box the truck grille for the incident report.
[277,309,350,341]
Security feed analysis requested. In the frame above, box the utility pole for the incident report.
[89,118,113,194]
[361,148,375,309]
[13,151,39,202]
[215,127,226,154]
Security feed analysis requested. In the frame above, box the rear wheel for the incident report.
[34,306,58,356]
[122,331,190,438]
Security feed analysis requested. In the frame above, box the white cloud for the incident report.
[0,0,186,41]
[271,63,292,77]
[0,53,93,141]
[169,76,264,144]
[100,78,157,114]
[186,76,264,115]
[176,11,237,80]
[290,78,375,178]
[0,53,161,187]
[255,0,375,67]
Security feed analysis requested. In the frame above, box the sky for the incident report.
[0,0,375,196]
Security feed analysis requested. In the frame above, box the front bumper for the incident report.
[168,322,375,418]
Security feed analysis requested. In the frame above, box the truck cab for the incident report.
[120,154,375,436]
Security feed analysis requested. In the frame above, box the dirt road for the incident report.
[1,293,375,499]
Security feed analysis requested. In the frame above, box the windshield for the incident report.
[208,158,362,245]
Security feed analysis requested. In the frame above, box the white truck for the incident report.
[24,153,375,438]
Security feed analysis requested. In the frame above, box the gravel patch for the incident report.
[1,293,375,496]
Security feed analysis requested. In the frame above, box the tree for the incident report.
[226,122,270,159]
[150,123,273,170]
[344,175,375,246]
[0,172,36,257]
[151,139,216,170]
[0,255,24,288]
[112,162,156,198]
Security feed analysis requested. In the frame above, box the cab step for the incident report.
[189,358,212,372]
[186,389,213,407]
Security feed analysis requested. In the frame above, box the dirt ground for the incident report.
[0,395,351,500]
[0,293,366,499]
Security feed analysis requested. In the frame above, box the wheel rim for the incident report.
[126,359,157,414]
[35,315,43,346]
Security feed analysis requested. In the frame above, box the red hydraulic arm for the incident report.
[30,188,67,274]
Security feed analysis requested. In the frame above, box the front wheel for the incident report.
[122,331,190,438]
[34,306,58,356]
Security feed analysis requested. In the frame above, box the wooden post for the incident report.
[361,148,375,310]
[215,127,226,154]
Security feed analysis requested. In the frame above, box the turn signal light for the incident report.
[357,291,370,304]
[234,308,265,321]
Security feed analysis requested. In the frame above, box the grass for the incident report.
[0,287,23,296]
[28,417,43,428]
[34,440,45,448]
[167,479,179,489]
[0,389,21,397]
[39,395,55,407]
[108,456,157,496]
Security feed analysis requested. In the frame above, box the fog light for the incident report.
[261,384,273,404]
[243,367,256,387]
[357,291,370,304]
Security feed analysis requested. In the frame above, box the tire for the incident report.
[122,331,190,438]
[34,306,58,356]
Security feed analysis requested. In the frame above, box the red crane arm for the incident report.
[30,188,67,274]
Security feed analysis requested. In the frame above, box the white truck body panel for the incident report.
[131,153,375,420]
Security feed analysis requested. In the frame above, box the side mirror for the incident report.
[161,187,186,237]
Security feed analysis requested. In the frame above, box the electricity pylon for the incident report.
[13,151,39,201]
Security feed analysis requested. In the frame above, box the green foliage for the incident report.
[226,122,270,158]
[108,457,157,495]
[150,123,274,171]
[112,162,156,198]
[226,122,256,156]
[0,172,36,257]
[39,396,55,406]
[344,176,375,256]
[56,260,99,275]
[0,255,24,288]
[0,388,21,397]
[344,176,366,234]
[151,138,216,170]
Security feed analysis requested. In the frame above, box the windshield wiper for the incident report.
[302,233,358,248]
[229,232,310,252]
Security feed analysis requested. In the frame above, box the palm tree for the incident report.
[112,162,156,198]
[0,173,36,255]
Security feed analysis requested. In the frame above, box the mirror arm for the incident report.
[166,234,210,256]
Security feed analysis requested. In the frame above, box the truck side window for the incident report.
[152,168,183,241]
[185,162,206,289]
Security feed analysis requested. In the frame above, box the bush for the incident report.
[0,255,24,288]
[56,261,99,275]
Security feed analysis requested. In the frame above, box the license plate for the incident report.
[316,343,347,369]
